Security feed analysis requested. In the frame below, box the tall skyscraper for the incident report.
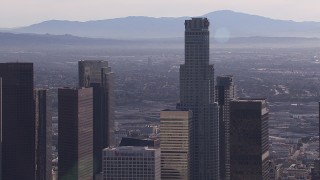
[215,75,235,180]
[177,18,219,179]
[58,87,93,180]
[311,102,320,180]
[230,99,270,180]
[160,110,192,180]
[34,89,52,180]
[311,159,320,180]
[102,146,161,180]
[78,60,114,177]
[0,78,2,179]
[0,63,36,180]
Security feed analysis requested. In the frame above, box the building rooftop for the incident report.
[236,98,267,102]
[103,146,157,151]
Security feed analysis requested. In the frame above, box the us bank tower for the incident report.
[177,18,219,180]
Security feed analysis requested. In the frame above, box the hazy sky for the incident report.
[1,0,320,28]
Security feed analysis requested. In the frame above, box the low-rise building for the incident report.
[102,146,160,180]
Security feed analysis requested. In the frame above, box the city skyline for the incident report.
[1,1,320,27]
[0,3,319,178]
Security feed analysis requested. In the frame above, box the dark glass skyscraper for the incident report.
[311,159,320,180]
[230,99,270,180]
[215,75,235,180]
[58,87,93,180]
[78,60,114,178]
[177,18,219,179]
[311,102,320,180]
[34,89,52,180]
[0,78,2,179]
[0,63,35,180]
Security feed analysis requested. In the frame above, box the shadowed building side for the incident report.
[0,78,2,179]
[34,89,52,180]
[58,87,93,180]
[215,75,235,180]
[230,99,270,180]
[78,60,114,178]
[311,102,320,180]
[0,63,35,180]
[119,137,160,148]
[101,67,115,147]
[311,159,320,180]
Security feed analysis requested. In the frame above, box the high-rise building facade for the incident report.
[0,63,36,180]
[79,60,114,177]
[160,110,192,180]
[177,18,219,179]
[79,60,109,87]
[0,78,2,179]
[58,87,93,180]
[102,146,161,180]
[311,102,320,180]
[230,99,270,180]
[34,89,52,180]
[215,75,235,180]
[311,159,320,180]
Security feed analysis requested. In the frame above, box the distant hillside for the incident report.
[205,11,320,37]
[8,10,320,39]
[11,17,186,39]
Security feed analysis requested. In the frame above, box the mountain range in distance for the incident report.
[4,10,320,39]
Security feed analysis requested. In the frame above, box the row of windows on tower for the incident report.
[186,32,209,35]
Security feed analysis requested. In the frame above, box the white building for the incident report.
[102,146,160,180]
